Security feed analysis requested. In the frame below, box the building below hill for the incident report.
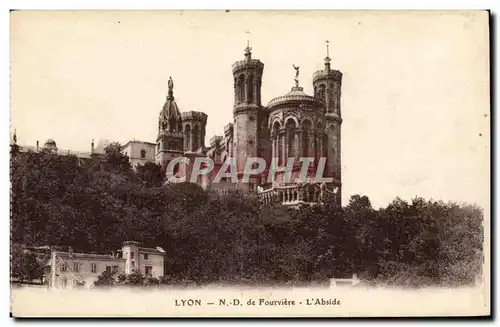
[37,241,165,289]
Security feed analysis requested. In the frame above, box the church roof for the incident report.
[44,138,57,147]
[267,86,323,109]
[161,98,181,121]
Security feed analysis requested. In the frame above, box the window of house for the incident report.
[91,263,97,273]
[112,266,119,273]
[140,149,146,159]
[131,261,135,268]
[144,253,149,260]
[106,266,111,274]
[73,263,79,272]
[131,252,135,259]
[145,266,152,276]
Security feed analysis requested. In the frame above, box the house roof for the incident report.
[55,251,125,262]
[139,247,166,255]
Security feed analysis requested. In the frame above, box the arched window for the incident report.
[193,125,200,151]
[238,74,245,104]
[319,84,326,102]
[286,119,297,161]
[247,75,254,103]
[315,122,323,164]
[184,124,191,151]
[302,120,312,157]
[272,121,281,165]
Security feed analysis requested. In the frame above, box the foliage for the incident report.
[10,244,46,283]
[93,270,117,287]
[11,150,484,288]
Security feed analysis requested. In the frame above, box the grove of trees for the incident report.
[10,143,484,288]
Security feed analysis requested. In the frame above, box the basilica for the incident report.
[151,43,343,206]
[15,43,344,207]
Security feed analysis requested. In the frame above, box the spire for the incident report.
[324,40,331,72]
[167,76,174,100]
[244,30,252,60]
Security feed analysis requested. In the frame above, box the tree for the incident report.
[93,270,117,287]
[10,245,46,283]
[103,142,131,173]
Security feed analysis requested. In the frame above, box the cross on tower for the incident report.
[245,30,252,55]
[325,40,331,63]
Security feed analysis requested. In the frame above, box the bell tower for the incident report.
[312,41,343,205]
[232,41,265,190]
[156,77,184,168]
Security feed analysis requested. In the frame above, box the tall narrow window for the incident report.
[140,149,146,159]
[302,120,312,157]
[247,75,254,103]
[319,84,326,102]
[238,75,245,104]
[73,263,79,272]
[286,119,297,161]
[184,124,191,151]
[272,121,281,166]
[192,125,200,150]
[91,263,97,273]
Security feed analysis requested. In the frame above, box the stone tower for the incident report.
[181,111,207,152]
[232,43,265,190]
[156,77,184,168]
[312,41,343,205]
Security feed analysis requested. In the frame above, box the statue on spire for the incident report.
[168,76,174,92]
[167,76,174,99]
[293,64,300,87]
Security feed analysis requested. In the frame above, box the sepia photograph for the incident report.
[9,10,490,318]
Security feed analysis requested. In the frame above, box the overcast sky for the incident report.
[10,11,489,209]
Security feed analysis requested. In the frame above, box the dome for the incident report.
[267,86,324,109]
[44,139,57,147]
[161,99,181,121]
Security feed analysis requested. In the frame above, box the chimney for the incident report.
[36,140,39,152]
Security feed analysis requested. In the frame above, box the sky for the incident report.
[10,11,490,209]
